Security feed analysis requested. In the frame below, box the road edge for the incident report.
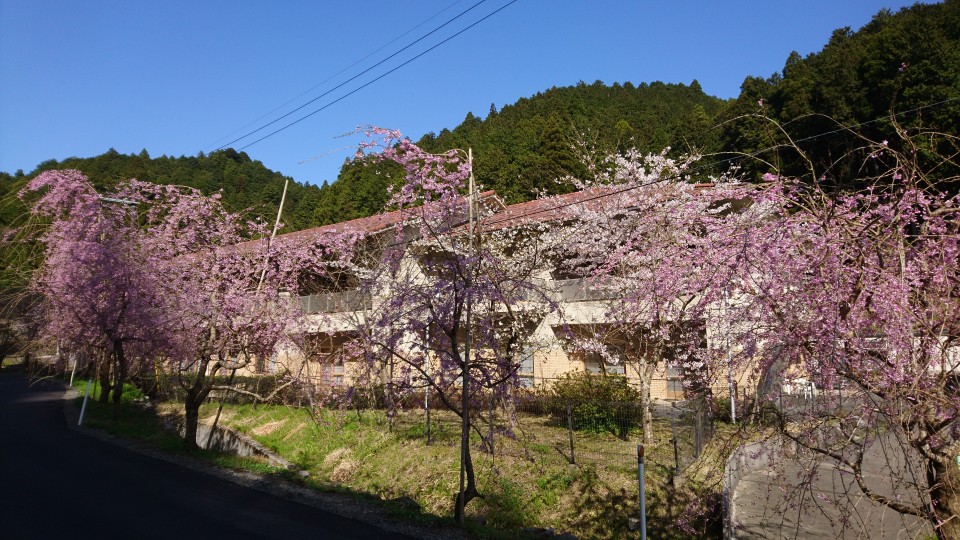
[61,383,467,540]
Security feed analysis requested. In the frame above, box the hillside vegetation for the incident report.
[0,148,324,233]
[334,1,960,206]
[3,1,958,231]
[716,0,960,188]
[413,80,726,203]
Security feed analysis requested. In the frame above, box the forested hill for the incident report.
[334,1,959,211]
[0,148,326,232]
[315,81,727,221]
[715,0,959,187]
[413,80,727,203]
[3,1,957,232]
[0,81,726,231]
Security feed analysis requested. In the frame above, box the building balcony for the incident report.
[553,278,614,302]
[299,290,372,314]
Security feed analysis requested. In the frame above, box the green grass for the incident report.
[70,379,286,470]
[199,402,729,539]
[63,376,729,538]
[0,356,25,372]
[72,379,181,449]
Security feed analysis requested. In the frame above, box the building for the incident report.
[246,185,756,402]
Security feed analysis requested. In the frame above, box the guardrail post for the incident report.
[78,379,92,426]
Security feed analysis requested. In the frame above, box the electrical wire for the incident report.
[204,0,470,150]
[706,96,960,169]
[215,0,504,151]
[309,94,958,252]
[232,0,520,152]
[234,92,956,251]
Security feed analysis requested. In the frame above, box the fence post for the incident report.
[638,444,647,540]
[694,405,703,458]
[567,402,576,465]
[68,353,78,387]
[488,390,495,456]
[741,386,748,419]
[670,414,680,477]
[425,387,432,446]
[705,396,715,439]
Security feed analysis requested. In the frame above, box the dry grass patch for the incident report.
[251,419,285,436]
[331,458,359,483]
[282,422,307,441]
[324,447,352,467]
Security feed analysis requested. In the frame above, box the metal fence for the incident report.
[386,392,715,476]
[153,370,717,479]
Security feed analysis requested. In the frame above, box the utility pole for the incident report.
[425,326,432,445]
[638,445,647,539]
[207,178,289,448]
[257,179,289,291]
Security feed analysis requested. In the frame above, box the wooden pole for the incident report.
[257,178,289,291]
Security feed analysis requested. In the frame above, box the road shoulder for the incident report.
[62,383,467,540]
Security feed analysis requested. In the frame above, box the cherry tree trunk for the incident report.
[110,340,127,420]
[182,358,214,450]
[929,457,960,539]
[453,440,480,522]
[639,360,657,444]
[98,354,112,404]
[183,396,201,450]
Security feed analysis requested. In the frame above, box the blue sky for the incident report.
[0,0,927,186]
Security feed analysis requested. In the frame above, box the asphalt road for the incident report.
[0,372,415,540]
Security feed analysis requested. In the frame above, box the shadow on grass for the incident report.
[563,463,722,540]
[0,360,26,374]
[72,387,462,533]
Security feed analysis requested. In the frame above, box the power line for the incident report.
[204,0,471,150]
[215,0,505,152]
[232,0,520,152]
[216,0,488,150]
[261,95,957,249]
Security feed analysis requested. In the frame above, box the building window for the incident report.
[517,345,535,386]
[331,359,345,386]
[584,352,626,375]
[665,364,683,399]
